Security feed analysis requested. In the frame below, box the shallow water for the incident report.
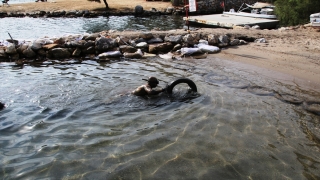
[0,56,319,179]
[0,16,184,42]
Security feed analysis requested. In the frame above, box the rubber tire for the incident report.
[166,78,197,94]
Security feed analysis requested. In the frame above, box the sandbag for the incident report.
[180,47,203,55]
[197,44,220,53]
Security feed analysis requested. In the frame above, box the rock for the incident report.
[84,40,95,48]
[252,25,260,29]
[0,102,4,110]
[115,36,130,46]
[48,48,71,59]
[31,40,43,51]
[255,38,267,43]
[229,39,240,46]
[37,49,47,57]
[119,45,137,53]
[239,40,247,45]
[149,42,173,54]
[172,44,182,51]
[135,5,144,15]
[83,46,95,54]
[244,25,251,29]
[11,54,20,61]
[43,44,59,50]
[95,37,117,52]
[166,7,174,14]
[0,48,8,59]
[5,43,17,54]
[124,49,143,59]
[54,37,65,45]
[198,39,208,45]
[164,35,182,44]
[139,32,153,40]
[219,35,230,44]
[85,33,100,41]
[72,47,82,57]
[147,37,163,44]
[136,42,148,49]
[208,34,219,45]
[22,47,36,58]
[16,43,29,54]
[183,34,198,46]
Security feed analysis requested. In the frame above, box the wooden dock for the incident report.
[183,14,279,29]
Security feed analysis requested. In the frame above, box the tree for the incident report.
[88,0,109,9]
[102,0,108,9]
[274,0,320,26]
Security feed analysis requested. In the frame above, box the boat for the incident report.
[223,2,277,19]
[183,2,279,29]
[310,13,320,29]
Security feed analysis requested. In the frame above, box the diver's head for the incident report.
[147,77,159,88]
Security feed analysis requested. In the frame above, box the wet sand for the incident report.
[205,27,320,92]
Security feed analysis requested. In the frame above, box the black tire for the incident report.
[166,78,197,94]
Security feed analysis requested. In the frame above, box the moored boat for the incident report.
[310,13,320,29]
[223,2,277,19]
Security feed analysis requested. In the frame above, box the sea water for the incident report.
[0,56,319,179]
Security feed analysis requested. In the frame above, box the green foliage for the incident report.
[274,0,320,26]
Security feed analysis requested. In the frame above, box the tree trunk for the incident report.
[103,0,109,9]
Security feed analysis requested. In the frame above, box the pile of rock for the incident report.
[0,30,249,63]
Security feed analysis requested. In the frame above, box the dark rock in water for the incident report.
[23,47,37,58]
[0,102,5,110]
[95,37,117,53]
[135,5,144,15]
[119,45,137,53]
[48,48,71,59]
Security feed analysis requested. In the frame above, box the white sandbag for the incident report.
[180,47,202,55]
[98,51,122,59]
[197,44,220,53]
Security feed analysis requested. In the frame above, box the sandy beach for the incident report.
[2,0,320,92]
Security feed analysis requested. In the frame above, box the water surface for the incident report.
[0,16,184,42]
[0,56,319,179]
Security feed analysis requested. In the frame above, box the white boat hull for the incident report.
[310,13,320,28]
[311,22,320,29]
[223,11,277,19]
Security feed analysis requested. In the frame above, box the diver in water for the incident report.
[132,77,166,96]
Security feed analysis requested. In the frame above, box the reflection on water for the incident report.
[0,16,184,41]
[0,56,319,179]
